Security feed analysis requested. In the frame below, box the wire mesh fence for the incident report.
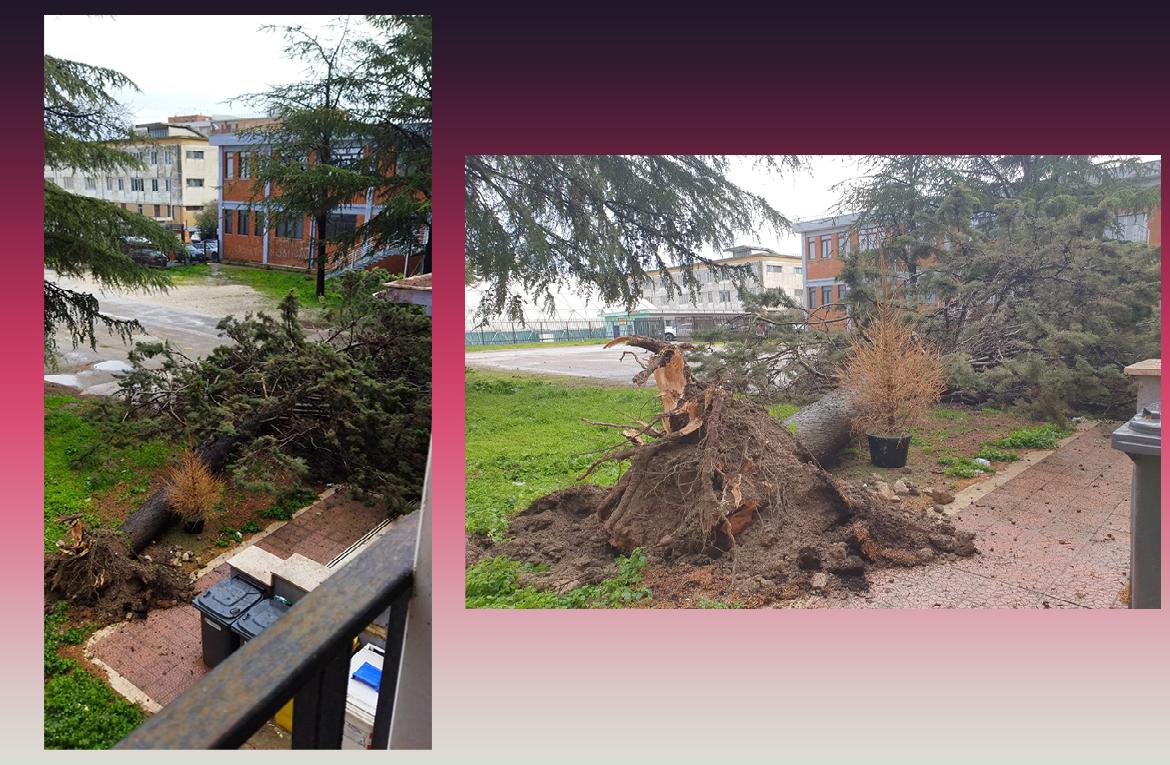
[464,321,614,346]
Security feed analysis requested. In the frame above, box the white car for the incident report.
[664,325,677,341]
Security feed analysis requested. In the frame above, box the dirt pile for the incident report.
[470,337,977,605]
[45,527,193,623]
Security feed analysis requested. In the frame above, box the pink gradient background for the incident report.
[7,7,1170,757]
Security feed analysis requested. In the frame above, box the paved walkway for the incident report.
[85,490,393,732]
[802,423,1132,608]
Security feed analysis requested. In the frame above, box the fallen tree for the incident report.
[782,389,854,465]
[470,336,974,604]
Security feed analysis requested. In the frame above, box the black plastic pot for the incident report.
[867,434,911,468]
[182,518,205,534]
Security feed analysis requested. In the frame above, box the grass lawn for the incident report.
[169,263,342,309]
[465,370,660,541]
[466,337,609,352]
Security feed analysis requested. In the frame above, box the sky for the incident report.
[43,15,368,124]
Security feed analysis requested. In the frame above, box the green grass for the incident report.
[975,446,1020,463]
[931,407,973,422]
[44,394,178,552]
[169,263,341,309]
[465,548,651,608]
[466,338,609,352]
[465,370,659,541]
[989,423,1073,450]
[44,603,145,749]
[767,402,801,420]
[259,487,320,521]
[937,455,995,478]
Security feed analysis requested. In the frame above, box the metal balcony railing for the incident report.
[115,511,419,750]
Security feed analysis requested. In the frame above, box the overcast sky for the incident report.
[44,15,365,124]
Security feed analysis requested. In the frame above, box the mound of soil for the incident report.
[45,528,194,623]
[470,337,977,605]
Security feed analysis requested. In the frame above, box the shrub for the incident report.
[165,449,223,522]
[989,423,1072,450]
[975,446,1019,462]
[839,302,946,437]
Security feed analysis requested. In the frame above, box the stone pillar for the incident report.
[1124,358,1161,414]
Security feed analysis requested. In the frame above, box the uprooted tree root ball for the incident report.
[468,337,977,605]
[45,527,193,623]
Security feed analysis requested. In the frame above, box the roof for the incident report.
[380,273,432,292]
[791,212,861,233]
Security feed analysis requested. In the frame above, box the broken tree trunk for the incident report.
[784,389,855,465]
[117,396,295,555]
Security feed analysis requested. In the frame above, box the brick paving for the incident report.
[799,423,1133,608]
[87,490,394,722]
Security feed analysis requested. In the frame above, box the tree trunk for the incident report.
[118,433,244,555]
[117,396,299,555]
[783,389,856,465]
[315,213,328,297]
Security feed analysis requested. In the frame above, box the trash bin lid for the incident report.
[192,576,264,623]
[230,598,289,640]
[1112,406,1162,457]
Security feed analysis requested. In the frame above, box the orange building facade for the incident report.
[209,133,425,275]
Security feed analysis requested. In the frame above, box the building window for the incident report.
[187,178,204,187]
[254,211,266,236]
[838,284,847,300]
[766,264,784,274]
[806,238,815,261]
[84,177,97,190]
[237,209,249,236]
[151,178,159,192]
[226,153,235,179]
[807,287,817,309]
[136,204,144,215]
[223,210,233,234]
[147,126,166,139]
[164,204,171,216]
[106,177,113,190]
[275,215,305,239]
[117,178,125,191]
[719,290,731,303]
[821,286,833,306]
[821,237,832,259]
[324,213,359,239]
[239,152,251,179]
[186,150,204,160]
[793,266,802,274]
[1115,213,1149,242]
[165,149,174,164]
[153,204,161,217]
[839,233,852,258]
[130,178,144,191]
[860,227,881,251]
[150,151,158,165]
[165,178,172,192]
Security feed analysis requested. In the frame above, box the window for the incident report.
[186,150,204,160]
[223,210,233,234]
[324,213,359,239]
[837,284,847,300]
[239,152,251,179]
[186,178,204,187]
[254,211,266,236]
[147,127,166,139]
[165,179,172,192]
[164,149,174,164]
[118,178,125,191]
[860,227,882,251]
[106,177,113,190]
[793,266,802,274]
[719,290,731,303]
[275,215,305,239]
[328,145,363,168]
[226,153,235,179]
[131,178,144,191]
[821,286,833,306]
[136,204,144,215]
[839,233,851,257]
[151,179,159,192]
[164,204,171,216]
[84,177,97,190]
[237,209,249,236]
[150,151,158,164]
[766,264,784,274]
[806,238,815,261]
[807,287,817,309]
[821,236,832,259]
[153,204,161,217]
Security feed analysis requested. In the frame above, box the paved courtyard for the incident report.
[466,343,654,382]
[85,490,398,735]
[799,422,1132,608]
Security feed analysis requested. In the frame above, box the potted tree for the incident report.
[166,449,223,534]
[839,302,945,469]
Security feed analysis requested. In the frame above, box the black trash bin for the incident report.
[192,576,264,667]
[231,597,290,643]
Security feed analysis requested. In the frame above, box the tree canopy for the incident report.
[43,55,180,355]
[465,155,801,321]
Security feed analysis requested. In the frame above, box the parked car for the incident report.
[179,244,209,264]
[130,249,170,268]
[664,324,677,341]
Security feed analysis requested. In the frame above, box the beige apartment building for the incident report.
[642,245,805,313]
[44,121,219,242]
